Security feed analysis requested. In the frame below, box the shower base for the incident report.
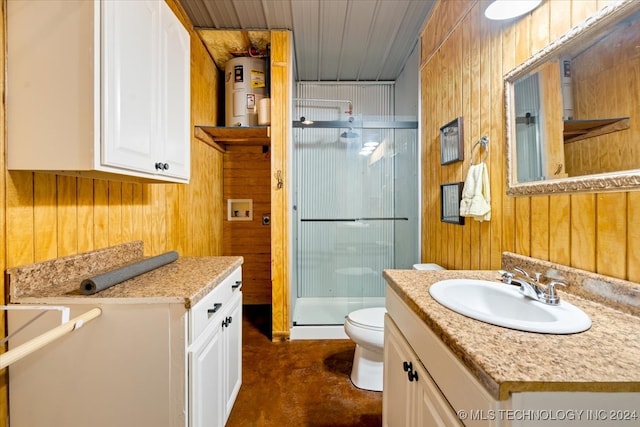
[290,296,385,340]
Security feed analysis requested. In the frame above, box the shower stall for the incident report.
[290,83,419,338]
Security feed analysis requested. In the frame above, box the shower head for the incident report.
[340,128,359,139]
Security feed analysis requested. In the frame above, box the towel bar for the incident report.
[0,307,102,369]
[471,135,489,164]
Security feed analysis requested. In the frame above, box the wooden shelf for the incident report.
[195,126,271,152]
[563,117,629,144]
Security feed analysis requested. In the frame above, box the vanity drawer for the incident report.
[189,267,242,343]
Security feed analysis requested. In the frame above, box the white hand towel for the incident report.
[459,162,491,222]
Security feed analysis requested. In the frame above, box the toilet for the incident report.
[413,263,446,271]
[344,263,445,392]
[344,306,386,391]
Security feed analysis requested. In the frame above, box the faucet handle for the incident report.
[544,280,567,305]
[498,270,514,284]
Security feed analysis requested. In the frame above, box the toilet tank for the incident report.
[413,263,445,270]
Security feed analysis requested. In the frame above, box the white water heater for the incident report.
[225,57,267,126]
[560,58,574,120]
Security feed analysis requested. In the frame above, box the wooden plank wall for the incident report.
[420,0,640,283]
[0,0,223,418]
[223,145,272,304]
[269,31,292,341]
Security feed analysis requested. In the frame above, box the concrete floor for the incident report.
[226,305,383,427]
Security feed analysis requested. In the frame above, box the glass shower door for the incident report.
[293,123,397,326]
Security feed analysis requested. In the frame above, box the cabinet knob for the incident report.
[155,162,170,171]
[407,370,419,382]
[403,361,413,372]
[232,281,242,290]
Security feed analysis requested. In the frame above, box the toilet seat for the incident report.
[346,307,385,330]
[344,308,385,355]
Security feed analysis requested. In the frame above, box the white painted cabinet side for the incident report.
[8,303,187,427]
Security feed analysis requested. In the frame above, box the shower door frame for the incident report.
[291,118,418,327]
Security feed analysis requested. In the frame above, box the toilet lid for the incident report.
[347,307,386,329]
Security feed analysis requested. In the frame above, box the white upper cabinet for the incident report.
[7,0,191,183]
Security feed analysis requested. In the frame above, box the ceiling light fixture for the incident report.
[484,0,542,21]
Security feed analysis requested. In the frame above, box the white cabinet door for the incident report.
[189,317,225,427]
[414,358,463,427]
[384,316,462,427]
[383,316,415,427]
[223,291,243,421]
[102,0,190,180]
[102,0,158,174]
[158,1,191,180]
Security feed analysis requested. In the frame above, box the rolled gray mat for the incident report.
[80,251,179,295]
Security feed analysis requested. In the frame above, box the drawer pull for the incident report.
[407,370,419,382]
[232,281,242,290]
[403,361,413,372]
[208,303,223,317]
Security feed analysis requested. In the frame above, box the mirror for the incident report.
[505,0,640,196]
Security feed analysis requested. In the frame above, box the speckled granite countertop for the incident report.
[7,241,243,309]
[383,269,640,400]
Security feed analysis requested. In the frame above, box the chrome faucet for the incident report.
[499,267,567,305]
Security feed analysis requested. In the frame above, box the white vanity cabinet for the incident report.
[384,286,502,427]
[188,268,243,427]
[7,0,190,183]
[384,281,640,427]
[7,266,243,427]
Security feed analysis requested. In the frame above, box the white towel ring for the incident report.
[471,136,489,164]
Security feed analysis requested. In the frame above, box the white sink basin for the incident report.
[429,279,591,334]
